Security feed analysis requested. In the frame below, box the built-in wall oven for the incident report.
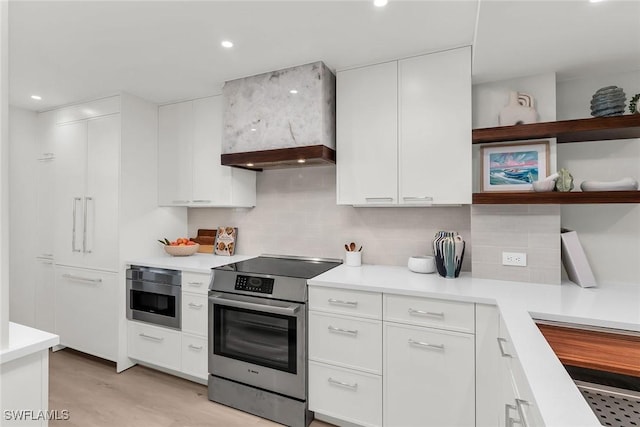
[126,265,181,329]
[208,255,341,427]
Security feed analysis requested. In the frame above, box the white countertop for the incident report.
[0,322,59,365]
[308,264,640,427]
[127,253,257,273]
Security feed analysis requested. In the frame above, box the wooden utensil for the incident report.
[349,242,356,252]
[345,244,350,251]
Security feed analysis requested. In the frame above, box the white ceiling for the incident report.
[8,0,640,112]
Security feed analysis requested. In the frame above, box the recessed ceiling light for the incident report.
[374,0,388,7]
[589,0,605,2]
[221,40,234,48]
[297,159,306,164]
[31,95,42,100]
[246,163,254,167]
[289,89,298,94]
[250,128,257,132]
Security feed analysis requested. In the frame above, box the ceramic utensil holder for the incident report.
[345,251,362,267]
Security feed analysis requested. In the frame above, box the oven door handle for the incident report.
[209,294,300,316]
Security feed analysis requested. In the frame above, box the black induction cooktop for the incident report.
[214,255,342,280]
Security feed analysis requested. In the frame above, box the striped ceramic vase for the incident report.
[433,231,466,278]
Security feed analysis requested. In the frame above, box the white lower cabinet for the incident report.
[383,322,475,427]
[55,266,117,361]
[181,334,208,379]
[309,361,382,427]
[128,321,181,371]
[127,269,210,382]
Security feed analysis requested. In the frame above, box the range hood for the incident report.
[221,61,336,171]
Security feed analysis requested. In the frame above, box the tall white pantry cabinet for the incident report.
[10,94,186,366]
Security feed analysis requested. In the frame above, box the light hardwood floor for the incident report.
[49,349,333,427]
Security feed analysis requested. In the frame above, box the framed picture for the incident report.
[481,140,550,192]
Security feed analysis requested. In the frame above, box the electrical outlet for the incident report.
[502,252,527,267]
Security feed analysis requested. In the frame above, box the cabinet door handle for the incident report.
[515,399,530,427]
[62,273,102,284]
[497,337,513,358]
[39,260,54,265]
[83,196,93,253]
[328,298,358,307]
[328,325,358,336]
[403,196,433,201]
[327,377,358,390]
[365,197,393,202]
[191,200,211,203]
[41,253,54,258]
[408,308,445,318]
[408,338,444,351]
[187,281,204,287]
[188,344,203,351]
[505,403,517,427]
[188,303,204,309]
[37,153,55,161]
[72,197,82,252]
[139,333,164,342]
[172,200,191,204]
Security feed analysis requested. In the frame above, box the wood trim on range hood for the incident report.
[221,145,336,171]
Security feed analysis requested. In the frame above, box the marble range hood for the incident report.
[221,61,336,170]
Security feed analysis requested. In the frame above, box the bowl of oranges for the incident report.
[158,237,199,256]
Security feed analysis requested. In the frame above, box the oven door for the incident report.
[127,279,181,329]
[208,292,306,400]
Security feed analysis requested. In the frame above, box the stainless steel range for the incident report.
[208,255,341,427]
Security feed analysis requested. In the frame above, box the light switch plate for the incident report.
[502,252,527,267]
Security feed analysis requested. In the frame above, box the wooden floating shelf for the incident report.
[472,114,640,145]
[472,191,640,205]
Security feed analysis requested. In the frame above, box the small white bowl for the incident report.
[408,256,435,274]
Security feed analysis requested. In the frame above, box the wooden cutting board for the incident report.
[192,229,217,253]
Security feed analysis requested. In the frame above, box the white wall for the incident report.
[557,70,640,284]
[8,107,38,327]
[189,166,472,269]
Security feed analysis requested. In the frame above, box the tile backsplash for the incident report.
[471,205,561,284]
[188,166,472,269]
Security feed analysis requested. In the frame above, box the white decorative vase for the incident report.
[499,91,538,126]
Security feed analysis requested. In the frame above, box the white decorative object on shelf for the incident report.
[580,177,639,192]
[407,256,435,274]
[532,172,559,192]
[498,91,538,126]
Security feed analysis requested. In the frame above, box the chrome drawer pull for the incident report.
[408,308,444,318]
[328,325,358,336]
[188,303,204,309]
[497,337,513,358]
[328,377,358,390]
[172,200,191,204]
[139,333,163,342]
[62,273,102,284]
[515,399,530,427]
[328,298,358,307]
[187,281,204,286]
[403,196,433,201]
[188,344,203,351]
[191,200,211,203]
[408,339,444,351]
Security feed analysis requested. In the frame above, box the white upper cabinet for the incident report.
[158,95,256,207]
[336,61,398,205]
[399,47,472,205]
[337,46,472,206]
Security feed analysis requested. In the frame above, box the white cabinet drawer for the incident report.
[181,334,208,380]
[182,293,207,336]
[309,287,381,319]
[309,361,382,427]
[128,321,181,371]
[182,271,210,295]
[309,312,382,374]
[384,294,474,333]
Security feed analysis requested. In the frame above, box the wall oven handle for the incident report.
[327,377,358,390]
[209,294,300,316]
[327,298,358,307]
